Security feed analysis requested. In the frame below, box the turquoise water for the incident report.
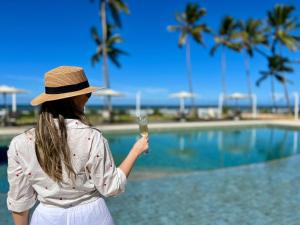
[1,126,300,187]
[0,126,300,224]
[109,126,300,171]
[1,126,300,178]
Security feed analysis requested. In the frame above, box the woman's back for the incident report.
[7,119,126,211]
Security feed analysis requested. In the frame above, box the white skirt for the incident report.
[30,198,115,225]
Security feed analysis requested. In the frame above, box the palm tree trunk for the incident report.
[221,46,227,105]
[243,52,253,108]
[185,36,196,116]
[271,76,277,113]
[278,43,291,115]
[100,0,113,121]
[283,80,291,114]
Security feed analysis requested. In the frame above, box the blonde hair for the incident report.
[35,97,90,182]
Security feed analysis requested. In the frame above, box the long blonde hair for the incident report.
[35,97,89,182]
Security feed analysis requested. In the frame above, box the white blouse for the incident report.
[7,119,127,212]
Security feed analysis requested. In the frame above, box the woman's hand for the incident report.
[132,136,149,156]
[118,136,149,177]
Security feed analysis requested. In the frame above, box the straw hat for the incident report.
[31,66,103,106]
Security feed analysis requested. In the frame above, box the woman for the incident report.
[7,66,149,225]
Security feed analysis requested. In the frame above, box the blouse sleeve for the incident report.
[85,130,127,197]
[7,138,37,212]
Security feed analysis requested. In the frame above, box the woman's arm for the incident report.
[118,136,149,177]
[12,211,29,225]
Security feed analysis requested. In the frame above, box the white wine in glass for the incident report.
[137,115,149,153]
[139,123,148,137]
[137,115,148,137]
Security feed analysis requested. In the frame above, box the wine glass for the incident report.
[137,114,149,153]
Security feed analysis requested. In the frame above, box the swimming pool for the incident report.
[0,125,299,224]
[1,126,299,172]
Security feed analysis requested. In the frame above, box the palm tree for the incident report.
[237,18,268,106]
[256,54,294,111]
[91,24,127,68]
[267,4,300,53]
[266,4,300,113]
[167,3,210,112]
[210,16,241,97]
[91,24,127,116]
[90,0,129,117]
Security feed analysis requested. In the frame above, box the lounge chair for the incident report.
[198,108,219,120]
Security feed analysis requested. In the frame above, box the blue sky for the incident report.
[0,0,300,106]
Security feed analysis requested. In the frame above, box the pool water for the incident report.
[0,126,299,224]
[109,126,300,171]
[1,126,300,173]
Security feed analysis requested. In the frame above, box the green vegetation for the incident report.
[260,108,272,114]
[16,113,36,125]
[14,3,300,126]
[256,5,300,113]
[152,109,163,116]
[168,3,300,115]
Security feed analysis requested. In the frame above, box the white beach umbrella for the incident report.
[225,92,250,107]
[219,92,257,118]
[94,88,125,97]
[94,88,125,114]
[226,92,250,100]
[0,85,27,112]
[170,91,196,113]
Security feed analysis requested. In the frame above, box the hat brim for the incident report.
[31,86,104,106]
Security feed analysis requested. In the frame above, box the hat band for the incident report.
[45,81,90,94]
